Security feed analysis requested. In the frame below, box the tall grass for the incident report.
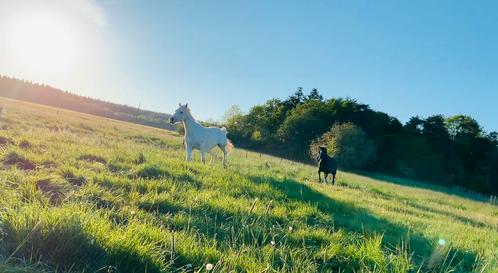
[0,97,496,273]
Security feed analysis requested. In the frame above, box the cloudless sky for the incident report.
[1,0,497,131]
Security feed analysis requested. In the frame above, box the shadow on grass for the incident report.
[236,147,492,205]
[1,217,165,273]
[247,175,480,273]
[130,169,482,272]
[131,172,480,272]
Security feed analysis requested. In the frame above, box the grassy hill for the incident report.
[0,97,496,273]
[0,76,176,131]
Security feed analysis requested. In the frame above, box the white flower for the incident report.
[130,210,136,215]
[206,263,213,271]
[288,226,293,231]
[270,240,275,246]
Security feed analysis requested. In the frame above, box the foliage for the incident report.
[278,100,332,147]
[310,123,376,170]
[226,88,498,195]
[222,105,243,123]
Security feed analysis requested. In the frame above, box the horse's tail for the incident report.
[220,127,234,154]
[226,139,234,154]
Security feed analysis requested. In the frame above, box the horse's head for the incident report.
[169,103,190,124]
[318,146,329,159]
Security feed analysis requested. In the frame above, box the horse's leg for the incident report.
[186,145,193,162]
[220,145,228,168]
[325,173,329,184]
[318,170,322,183]
[200,149,207,164]
[332,173,336,185]
[207,150,215,165]
[208,150,217,165]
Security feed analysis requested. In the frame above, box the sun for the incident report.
[4,10,81,74]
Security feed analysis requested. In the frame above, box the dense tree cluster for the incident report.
[226,88,498,195]
[0,76,175,130]
[310,123,376,171]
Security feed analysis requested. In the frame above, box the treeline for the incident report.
[226,88,498,195]
[0,75,175,130]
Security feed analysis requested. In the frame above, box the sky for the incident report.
[0,0,497,132]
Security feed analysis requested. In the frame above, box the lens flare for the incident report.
[4,10,80,74]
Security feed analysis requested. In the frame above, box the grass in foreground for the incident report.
[0,97,496,273]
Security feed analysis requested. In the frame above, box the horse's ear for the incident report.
[179,102,181,107]
[185,103,188,108]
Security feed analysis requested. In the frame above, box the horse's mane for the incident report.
[184,107,195,121]
[318,149,330,161]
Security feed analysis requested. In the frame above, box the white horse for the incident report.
[170,103,233,167]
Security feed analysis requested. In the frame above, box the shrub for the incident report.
[310,122,376,170]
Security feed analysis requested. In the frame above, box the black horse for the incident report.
[316,147,337,184]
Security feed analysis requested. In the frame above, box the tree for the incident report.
[488,132,498,146]
[278,100,333,157]
[220,87,498,195]
[404,116,424,134]
[225,106,248,143]
[445,115,481,139]
[422,115,451,145]
[283,87,305,109]
[306,88,323,101]
[222,105,243,123]
[310,123,376,170]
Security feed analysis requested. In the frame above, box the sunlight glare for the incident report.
[4,10,80,74]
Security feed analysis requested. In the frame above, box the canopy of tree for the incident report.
[310,122,376,171]
[0,76,175,130]
[226,88,498,195]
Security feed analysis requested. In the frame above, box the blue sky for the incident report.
[1,1,497,131]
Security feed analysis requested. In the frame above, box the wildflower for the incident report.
[288,226,293,232]
[270,240,275,246]
[206,263,213,271]
[130,210,136,215]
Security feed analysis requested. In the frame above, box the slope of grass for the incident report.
[0,97,496,273]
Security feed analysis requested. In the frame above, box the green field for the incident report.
[0,97,496,273]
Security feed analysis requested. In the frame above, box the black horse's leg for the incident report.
[324,173,329,184]
[318,170,321,183]
[332,173,336,185]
